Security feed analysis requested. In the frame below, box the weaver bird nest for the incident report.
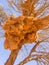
[2,16,38,50]
[3,15,49,50]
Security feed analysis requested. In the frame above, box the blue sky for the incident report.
[0,0,37,65]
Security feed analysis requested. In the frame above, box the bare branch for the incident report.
[18,52,49,65]
[35,0,49,17]
[0,4,9,26]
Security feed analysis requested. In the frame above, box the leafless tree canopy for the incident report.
[0,0,49,65]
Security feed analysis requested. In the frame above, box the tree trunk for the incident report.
[5,49,19,65]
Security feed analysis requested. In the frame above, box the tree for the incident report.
[0,0,49,65]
